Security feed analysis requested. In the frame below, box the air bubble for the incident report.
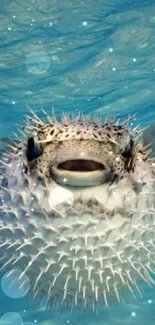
[48,186,74,212]
[1,268,30,298]
[0,313,23,325]
[26,51,50,75]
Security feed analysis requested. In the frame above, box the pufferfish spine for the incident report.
[0,109,155,312]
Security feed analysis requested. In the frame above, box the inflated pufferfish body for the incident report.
[0,110,155,311]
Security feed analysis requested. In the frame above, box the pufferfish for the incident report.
[0,109,155,312]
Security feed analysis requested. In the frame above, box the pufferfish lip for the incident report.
[51,159,109,187]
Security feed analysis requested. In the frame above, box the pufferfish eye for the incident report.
[119,131,134,158]
[121,138,134,158]
[26,136,43,161]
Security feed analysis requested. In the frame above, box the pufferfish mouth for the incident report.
[58,159,105,172]
[51,159,107,187]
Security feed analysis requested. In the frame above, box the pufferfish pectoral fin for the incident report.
[143,124,155,156]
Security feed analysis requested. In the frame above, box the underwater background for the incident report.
[0,0,155,324]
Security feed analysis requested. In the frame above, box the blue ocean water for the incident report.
[0,0,155,324]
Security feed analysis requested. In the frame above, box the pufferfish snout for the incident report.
[0,109,155,311]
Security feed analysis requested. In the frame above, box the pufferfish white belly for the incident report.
[0,109,155,311]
